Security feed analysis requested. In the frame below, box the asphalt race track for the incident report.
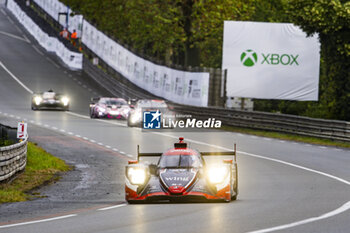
[0,6,349,233]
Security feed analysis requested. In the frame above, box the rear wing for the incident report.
[137,145,162,161]
[200,144,237,162]
[137,144,237,162]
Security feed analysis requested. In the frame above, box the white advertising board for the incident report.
[31,0,210,106]
[7,0,82,69]
[82,20,209,106]
[222,21,320,100]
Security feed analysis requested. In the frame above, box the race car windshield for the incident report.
[138,100,167,109]
[105,99,127,105]
[159,155,201,168]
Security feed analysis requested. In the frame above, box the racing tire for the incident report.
[90,110,95,119]
[127,200,144,204]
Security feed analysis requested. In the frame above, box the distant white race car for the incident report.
[127,99,175,127]
[31,90,69,111]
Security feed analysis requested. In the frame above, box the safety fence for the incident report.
[0,124,27,182]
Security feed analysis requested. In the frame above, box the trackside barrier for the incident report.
[169,103,350,143]
[6,0,82,70]
[0,124,27,182]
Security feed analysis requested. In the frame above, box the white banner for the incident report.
[222,21,320,100]
[31,0,210,106]
[33,0,83,37]
[7,0,82,69]
[82,20,209,106]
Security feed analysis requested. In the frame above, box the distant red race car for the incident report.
[125,137,238,203]
[89,97,131,119]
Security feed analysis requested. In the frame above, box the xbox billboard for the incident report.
[222,21,320,101]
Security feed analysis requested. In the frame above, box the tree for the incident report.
[287,0,350,120]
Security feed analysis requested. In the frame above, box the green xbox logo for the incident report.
[240,49,258,67]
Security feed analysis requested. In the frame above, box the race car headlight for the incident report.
[127,167,146,185]
[207,165,229,184]
[130,113,141,123]
[34,96,42,105]
[98,107,106,112]
[61,96,69,106]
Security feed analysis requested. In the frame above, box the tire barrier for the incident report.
[0,124,27,182]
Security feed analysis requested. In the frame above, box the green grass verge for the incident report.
[220,125,350,148]
[0,142,70,204]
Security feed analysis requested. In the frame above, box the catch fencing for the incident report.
[0,124,27,182]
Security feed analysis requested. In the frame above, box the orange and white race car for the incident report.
[125,137,238,203]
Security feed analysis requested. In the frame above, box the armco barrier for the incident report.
[0,124,27,182]
[170,103,350,143]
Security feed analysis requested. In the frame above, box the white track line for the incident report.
[66,111,90,119]
[98,204,127,211]
[66,111,127,127]
[32,45,44,55]
[45,57,60,68]
[0,8,7,15]
[0,214,77,229]
[0,61,33,94]
[0,30,29,43]
[247,201,350,233]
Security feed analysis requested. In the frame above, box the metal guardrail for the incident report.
[170,103,350,143]
[0,124,27,182]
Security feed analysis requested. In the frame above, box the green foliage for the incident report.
[286,0,350,120]
[62,0,256,67]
